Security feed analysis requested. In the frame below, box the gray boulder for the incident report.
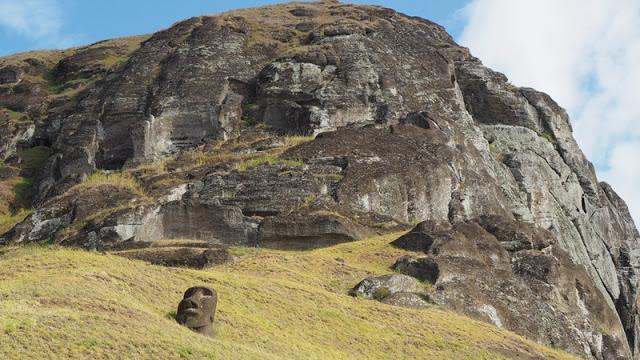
[349,274,420,300]
[392,256,439,284]
[392,219,631,359]
[381,292,430,308]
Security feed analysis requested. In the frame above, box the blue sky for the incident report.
[1,0,639,225]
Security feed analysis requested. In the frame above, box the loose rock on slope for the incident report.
[392,217,629,359]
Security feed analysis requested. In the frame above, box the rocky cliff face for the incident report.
[0,1,638,358]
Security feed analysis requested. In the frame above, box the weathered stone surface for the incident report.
[258,212,371,249]
[110,240,232,269]
[0,184,144,247]
[390,221,440,252]
[349,274,420,300]
[0,119,35,161]
[392,219,631,359]
[177,286,217,336]
[77,200,260,248]
[0,67,19,85]
[392,255,439,283]
[476,214,553,252]
[0,2,639,358]
[381,292,430,308]
[6,203,73,244]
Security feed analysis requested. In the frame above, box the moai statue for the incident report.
[176,286,218,336]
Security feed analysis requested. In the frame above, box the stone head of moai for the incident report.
[176,286,217,336]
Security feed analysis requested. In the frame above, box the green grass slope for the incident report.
[0,234,576,359]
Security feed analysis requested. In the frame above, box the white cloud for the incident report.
[460,0,640,227]
[0,0,72,48]
[601,143,640,223]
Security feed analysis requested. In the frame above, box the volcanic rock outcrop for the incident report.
[109,239,232,269]
[0,1,638,358]
[349,274,421,299]
[391,218,630,358]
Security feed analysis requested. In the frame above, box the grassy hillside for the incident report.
[0,233,576,359]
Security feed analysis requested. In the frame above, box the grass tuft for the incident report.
[17,146,52,172]
[101,56,129,69]
[300,194,317,209]
[0,177,34,234]
[538,131,558,145]
[284,135,315,148]
[488,143,507,163]
[2,109,29,123]
[237,155,304,172]
[0,147,51,235]
[78,172,147,197]
[0,209,30,235]
[372,287,391,301]
[177,346,194,358]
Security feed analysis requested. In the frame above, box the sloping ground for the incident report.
[0,234,574,360]
[1,1,638,357]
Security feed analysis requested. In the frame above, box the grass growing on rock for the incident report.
[284,135,315,147]
[2,109,29,124]
[194,151,246,167]
[0,178,34,234]
[100,56,128,70]
[0,177,33,212]
[488,142,506,163]
[16,146,52,173]
[47,77,98,98]
[299,194,317,209]
[0,146,51,235]
[190,135,312,170]
[0,209,30,235]
[537,130,558,145]
[77,172,147,197]
[237,155,304,172]
[0,233,576,360]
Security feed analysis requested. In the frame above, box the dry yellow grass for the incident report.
[75,172,147,198]
[0,35,149,65]
[0,48,68,67]
[236,155,304,172]
[95,35,150,69]
[0,233,577,360]
[0,178,34,234]
[177,135,312,170]
[216,1,378,53]
[0,209,30,235]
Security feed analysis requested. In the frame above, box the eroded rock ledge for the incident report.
[391,217,629,359]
